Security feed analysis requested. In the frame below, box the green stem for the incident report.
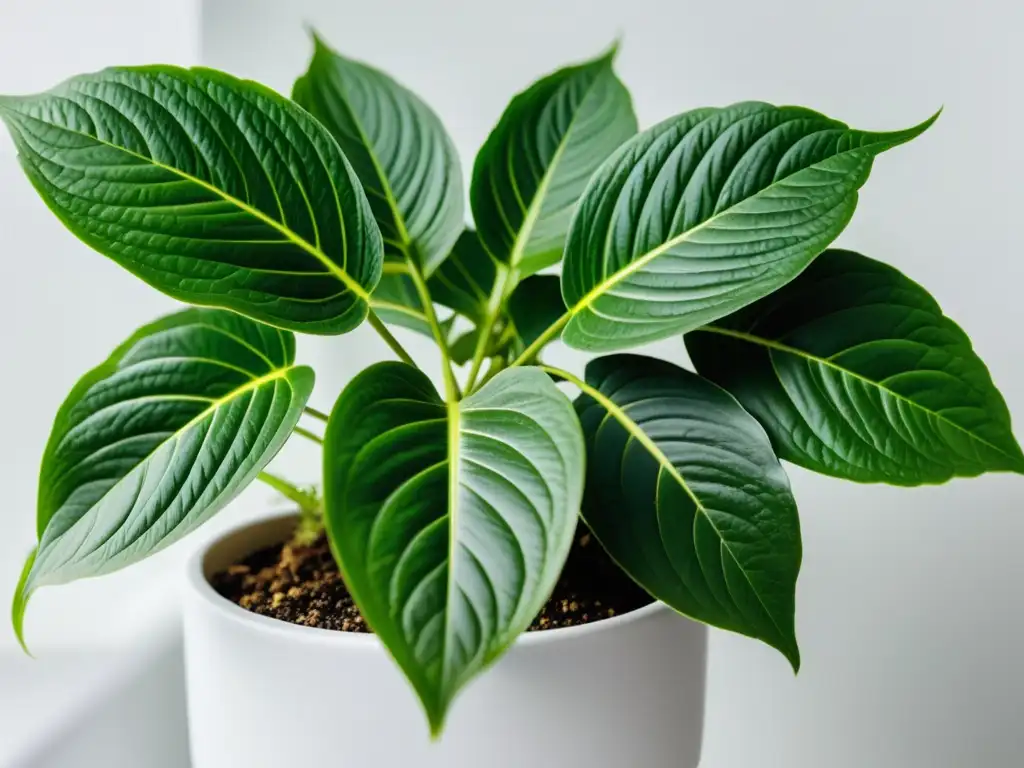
[466,263,511,392]
[294,425,324,445]
[257,471,319,513]
[367,309,416,367]
[509,311,571,368]
[406,261,461,401]
[304,405,329,423]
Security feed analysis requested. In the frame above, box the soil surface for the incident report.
[212,526,653,633]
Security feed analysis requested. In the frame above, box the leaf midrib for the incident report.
[698,325,1020,462]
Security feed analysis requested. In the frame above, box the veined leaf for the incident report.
[13,309,313,648]
[507,274,566,354]
[560,103,939,351]
[471,46,637,277]
[572,354,801,668]
[686,249,1024,485]
[324,364,584,733]
[293,33,463,274]
[371,272,433,338]
[427,230,497,325]
[0,67,382,334]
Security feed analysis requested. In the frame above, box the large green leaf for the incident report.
[560,103,939,351]
[471,46,637,277]
[324,363,584,733]
[507,274,566,355]
[0,67,382,334]
[571,354,801,668]
[13,309,313,648]
[293,33,463,274]
[686,249,1024,485]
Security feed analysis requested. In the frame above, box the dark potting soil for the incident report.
[212,526,653,633]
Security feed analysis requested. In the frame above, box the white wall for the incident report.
[200,1,1024,767]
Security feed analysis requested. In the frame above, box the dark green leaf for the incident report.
[293,33,463,274]
[13,309,313,649]
[0,67,382,334]
[686,249,1024,485]
[560,104,939,351]
[507,274,566,354]
[427,229,497,324]
[324,364,584,733]
[471,46,637,277]
[371,272,432,337]
[449,328,482,365]
[574,354,801,668]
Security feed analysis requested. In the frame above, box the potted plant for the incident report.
[4,28,1019,767]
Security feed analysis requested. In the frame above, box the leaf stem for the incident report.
[304,405,329,423]
[294,425,324,445]
[257,471,320,513]
[367,309,416,367]
[465,263,511,392]
[509,311,571,368]
[406,261,461,401]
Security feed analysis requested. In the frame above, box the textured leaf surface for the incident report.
[324,364,584,732]
[14,309,312,646]
[686,249,1023,484]
[573,354,801,667]
[293,34,463,273]
[427,230,497,324]
[471,47,636,276]
[507,275,566,354]
[371,272,432,337]
[0,67,382,334]
[561,103,938,351]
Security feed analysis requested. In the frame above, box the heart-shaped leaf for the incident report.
[570,354,801,668]
[13,309,313,649]
[686,249,1024,484]
[324,364,584,733]
[507,274,566,355]
[560,103,939,351]
[471,46,637,277]
[293,33,463,274]
[0,67,382,334]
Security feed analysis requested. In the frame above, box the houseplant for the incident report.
[4,26,1019,766]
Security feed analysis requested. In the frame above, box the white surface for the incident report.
[199,1,1024,767]
[184,515,707,768]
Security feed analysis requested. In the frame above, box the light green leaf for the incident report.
[560,103,939,351]
[13,309,313,649]
[507,274,566,355]
[293,33,463,274]
[0,66,382,334]
[324,364,584,734]
[571,355,801,668]
[371,272,433,338]
[686,249,1024,485]
[471,45,637,277]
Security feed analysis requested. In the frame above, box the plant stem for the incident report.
[508,311,571,368]
[465,263,511,392]
[366,309,416,366]
[257,471,319,512]
[406,261,461,401]
[304,405,329,423]
[294,425,324,445]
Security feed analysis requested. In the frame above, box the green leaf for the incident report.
[686,249,1024,485]
[324,363,585,734]
[507,274,566,354]
[449,328,483,365]
[14,308,313,646]
[11,548,36,654]
[560,104,940,351]
[572,354,801,668]
[0,66,382,334]
[293,33,463,274]
[427,229,497,325]
[471,45,637,277]
[371,272,433,337]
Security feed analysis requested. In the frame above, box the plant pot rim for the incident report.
[188,511,671,650]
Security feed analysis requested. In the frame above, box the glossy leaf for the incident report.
[0,67,382,334]
[428,229,497,324]
[324,363,584,733]
[13,309,313,648]
[560,103,939,351]
[371,272,433,337]
[507,274,566,354]
[686,249,1024,485]
[573,354,801,668]
[471,46,637,277]
[293,34,463,273]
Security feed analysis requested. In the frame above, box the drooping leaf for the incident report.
[560,103,939,351]
[324,363,584,733]
[293,33,463,274]
[573,354,801,668]
[471,46,637,277]
[686,249,1024,485]
[13,309,313,649]
[507,274,566,354]
[0,67,382,334]
[427,229,497,325]
[449,328,483,365]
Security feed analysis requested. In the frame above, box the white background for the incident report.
[0,0,1022,765]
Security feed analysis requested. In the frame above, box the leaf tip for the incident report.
[11,547,37,657]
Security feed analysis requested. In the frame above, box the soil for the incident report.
[212,525,653,633]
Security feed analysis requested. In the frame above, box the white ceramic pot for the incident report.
[184,513,708,768]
